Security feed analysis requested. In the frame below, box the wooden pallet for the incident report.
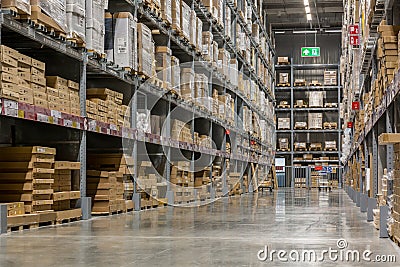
[309,147,322,151]
[92,210,125,216]
[277,148,290,152]
[277,104,290,108]
[294,148,307,151]
[309,82,322,86]
[323,122,338,129]
[294,125,307,130]
[7,214,40,233]
[55,209,82,225]
[294,104,308,108]
[277,62,290,65]
[325,103,338,108]
[143,1,161,18]
[326,148,337,151]
[87,49,106,61]
[309,127,323,130]
[19,6,67,41]
[294,82,306,87]
[277,83,290,87]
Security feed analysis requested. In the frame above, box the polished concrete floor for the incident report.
[1,189,400,266]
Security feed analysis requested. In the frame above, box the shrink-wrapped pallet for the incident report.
[155,46,172,87]
[30,0,67,32]
[66,0,85,43]
[137,23,155,77]
[86,0,107,53]
[113,12,138,70]
[1,0,31,14]
[180,0,190,40]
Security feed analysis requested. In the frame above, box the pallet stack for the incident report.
[86,88,131,127]
[376,21,400,106]
[52,161,82,221]
[171,119,193,143]
[0,146,55,214]
[138,23,155,78]
[136,161,167,207]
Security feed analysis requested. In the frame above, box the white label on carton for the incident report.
[117,38,127,54]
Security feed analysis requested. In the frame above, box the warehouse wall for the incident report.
[274,33,341,64]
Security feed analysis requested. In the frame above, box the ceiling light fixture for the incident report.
[274,31,285,34]
[304,0,312,21]
[324,29,342,33]
[293,30,317,34]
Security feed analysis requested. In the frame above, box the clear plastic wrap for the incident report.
[31,0,67,32]
[2,0,31,15]
[66,0,85,42]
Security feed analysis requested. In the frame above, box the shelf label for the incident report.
[350,35,360,46]
[347,122,353,128]
[301,47,320,57]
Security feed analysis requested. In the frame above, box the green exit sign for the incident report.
[301,47,320,57]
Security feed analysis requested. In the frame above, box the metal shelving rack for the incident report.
[274,61,342,188]
[340,0,398,238]
[0,0,276,221]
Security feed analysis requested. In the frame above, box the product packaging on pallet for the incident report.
[189,10,197,47]
[325,141,337,150]
[155,46,172,88]
[1,0,31,14]
[105,12,138,71]
[171,56,180,94]
[0,146,56,214]
[202,32,213,62]
[29,0,67,33]
[196,18,203,51]
[66,0,85,44]
[160,0,172,25]
[0,46,19,100]
[85,0,107,54]
[218,48,230,80]
[180,67,194,100]
[171,119,193,143]
[137,23,155,77]
[171,0,180,32]
[279,73,289,84]
[308,91,324,107]
[225,5,231,39]
[194,73,208,106]
[323,70,337,85]
[180,0,190,40]
[308,113,323,129]
[52,161,81,221]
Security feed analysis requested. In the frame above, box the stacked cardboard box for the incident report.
[0,146,55,214]
[137,23,155,77]
[325,141,337,150]
[155,46,172,89]
[376,21,400,105]
[86,88,130,127]
[0,45,21,101]
[180,0,190,40]
[194,73,208,107]
[171,56,180,94]
[171,0,181,32]
[180,67,194,100]
[202,32,213,62]
[136,161,166,207]
[171,119,193,143]
[52,161,81,213]
[87,170,124,214]
[4,202,25,216]
[46,76,80,115]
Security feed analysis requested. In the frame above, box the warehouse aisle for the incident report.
[1,189,399,266]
